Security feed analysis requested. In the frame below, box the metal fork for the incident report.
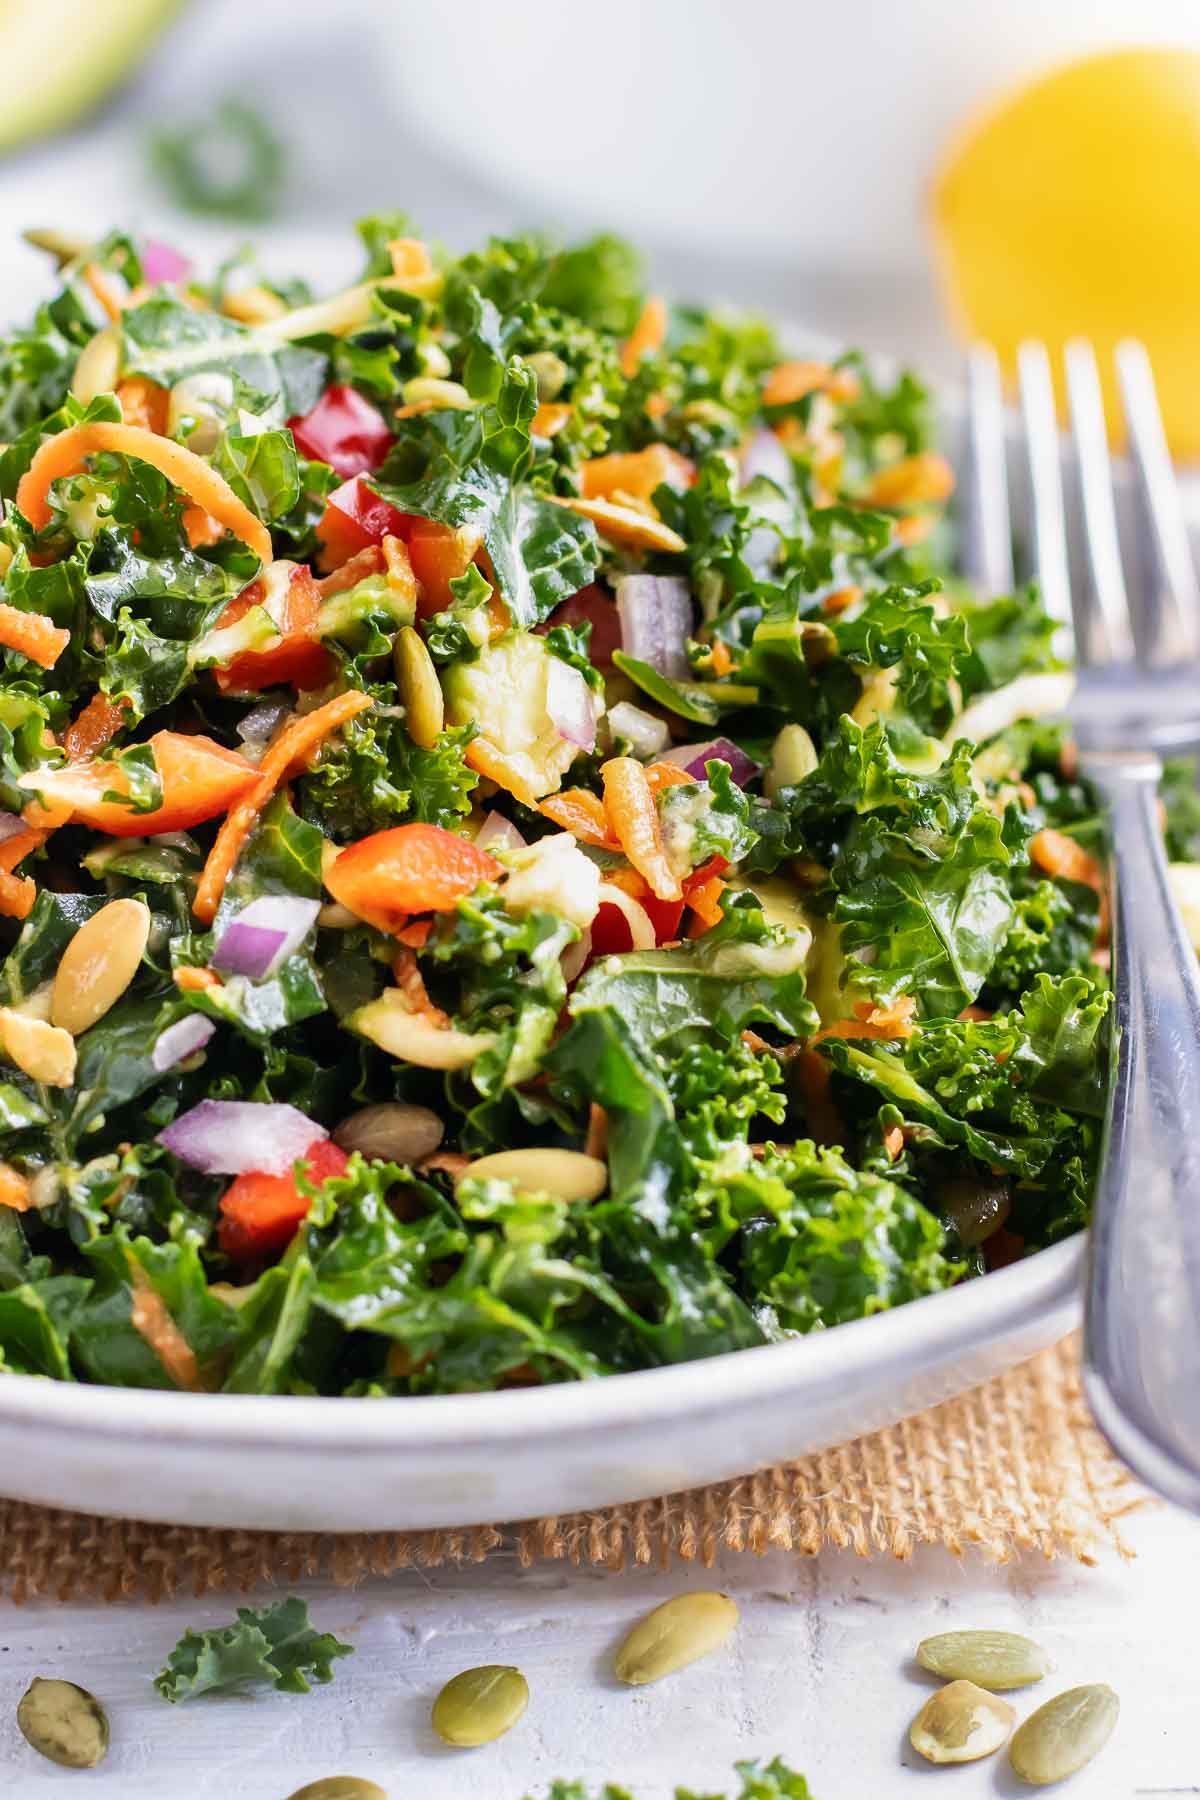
[965,339,1200,1511]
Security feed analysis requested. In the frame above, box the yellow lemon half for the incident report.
[933,48,1200,457]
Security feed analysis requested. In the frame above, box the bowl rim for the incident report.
[0,1235,1082,1454]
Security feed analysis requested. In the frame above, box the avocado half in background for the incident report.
[0,0,180,154]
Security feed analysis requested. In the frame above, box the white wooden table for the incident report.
[0,1503,1190,1798]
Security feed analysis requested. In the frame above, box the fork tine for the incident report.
[1064,340,1135,666]
[1016,341,1074,654]
[963,344,1014,597]
[1115,339,1200,664]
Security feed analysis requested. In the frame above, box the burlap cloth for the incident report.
[0,1334,1143,1604]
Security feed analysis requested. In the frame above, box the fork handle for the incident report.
[1081,748,1200,1507]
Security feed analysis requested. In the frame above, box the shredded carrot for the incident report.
[685,870,726,934]
[394,918,433,949]
[63,692,127,761]
[193,689,372,924]
[0,871,36,920]
[644,761,695,795]
[381,533,419,613]
[464,738,541,809]
[882,1124,905,1163]
[601,756,681,902]
[316,544,384,598]
[959,1004,993,1022]
[763,360,835,408]
[115,377,169,434]
[0,1162,30,1211]
[821,584,862,617]
[0,602,70,670]
[603,863,650,900]
[645,391,670,420]
[811,995,917,1046]
[585,1104,608,1161]
[1029,828,1104,892]
[127,1254,203,1391]
[392,399,437,421]
[863,452,955,510]
[84,263,124,323]
[579,444,693,505]
[532,402,572,438]
[388,238,435,282]
[620,295,668,379]
[892,514,933,548]
[181,505,225,548]
[794,1049,844,1148]
[390,946,449,1024]
[538,789,617,847]
[173,966,222,993]
[17,422,273,564]
[0,828,47,874]
[709,639,733,677]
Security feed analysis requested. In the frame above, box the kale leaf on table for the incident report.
[153,1596,353,1702]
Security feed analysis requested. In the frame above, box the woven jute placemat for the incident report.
[0,1335,1142,1604]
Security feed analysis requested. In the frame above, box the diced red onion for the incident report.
[546,656,597,751]
[741,428,793,490]
[659,737,760,787]
[614,575,692,681]
[142,238,191,285]
[596,882,656,950]
[607,700,669,758]
[213,896,321,980]
[0,811,27,844]
[236,700,291,763]
[476,811,527,853]
[158,1100,326,1175]
[152,1015,216,1073]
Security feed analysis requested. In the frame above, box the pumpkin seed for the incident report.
[285,1781,388,1800]
[71,324,120,404]
[764,723,818,798]
[394,626,445,749]
[17,1676,109,1768]
[1009,1684,1119,1786]
[909,1679,1015,1764]
[460,1147,607,1203]
[917,1628,1050,1689]
[402,376,474,411]
[431,1664,529,1747]
[333,1102,445,1164]
[51,898,151,1036]
[0,1010,76,1087]
[613,1591,738,1686]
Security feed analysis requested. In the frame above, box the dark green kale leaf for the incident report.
[211,421,301,522]
[1161,757,1200,862]
[148,97,288,223]
[153,1595,353,1702]
[120,296,326,417]
[524,1757,814,1800]
[72,1232,240,1389]
[658,760,759,869]
[957,582,1061,695]
[988,876,1099,998]
[0,1276,91,1377]
[298,709,476,838]
[372,361,598,628]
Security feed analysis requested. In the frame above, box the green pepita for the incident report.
[17,1676,109,1768]
[431,1664,529,1747]
[1009,1683,1119,1786]
[394,625,445,750]
[909,1679,1015,1764]
[916,1628,1051,1689]
[613,1591,738,1686]
[285,1782,388,1800]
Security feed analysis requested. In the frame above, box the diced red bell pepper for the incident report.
[22,730,259,838]
[289,385,394,480]
[218,1138,350,1262]
[539,583,622,667]
[315,475,413,572]
[326,822,501,934]
[407,518,485,616]
[214,564,335,694]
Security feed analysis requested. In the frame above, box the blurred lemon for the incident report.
[0,0,180,154]
[933,48,1200,458]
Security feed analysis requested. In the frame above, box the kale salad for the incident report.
[0,218,1111,1395]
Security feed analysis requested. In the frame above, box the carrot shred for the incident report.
[181,505,225,549]
[958,1004,993,1022]
[0,871,36,920]
[0,1162,30,1211]
[810,995,918,1047]
[192,689,372,924]
[538,789,617,847]
[601,756,681,902]
[465,739,540,808]
[63,692,128,761]
[115,377,169,434]
[83,263,125,323]
[17,422,273,565]
[381,533,419,613]
[709,639,733,677]
[0,602,70,670]
[821,584,862,617]
[0,828,47,874]
[603,864,650,900]
[394,918,433,949]
[685,871,726,934]
[579,444,693,504]
[1029,827,1104,891]
[127,1254,203,1391]
[882,1124,905,1162]
[391,946,449,1025]
[794,1048,844,1148]
[863,452,955,510]
[173,966,222,992]
[620,296,668,379]
[532,402,572,438]
[316,544,385,598]
[644,761,695,795]
[585,1104,608,1160]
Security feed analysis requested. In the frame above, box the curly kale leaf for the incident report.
[154,1595,353,1702]
[988,876,1099,997]
[298,708,476,837]
[1161,758,1200,862]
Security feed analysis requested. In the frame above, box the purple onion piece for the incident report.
[152,1015,216,1073]
[659,736,760,788]
[158,1100,326,1175]
[0,811,27,845]
[613,575,692,681]
[741,428,793,490]
[546,656,597,751]
[142,238,191,284]
[476,811,527,853]
[212,896,321,980]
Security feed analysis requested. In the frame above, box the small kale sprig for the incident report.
[153,1596,353,1702]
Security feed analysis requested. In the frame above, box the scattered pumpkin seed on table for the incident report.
[431,1664,529,1747]
[16,1676,109,1768]
[286,1781,388,1800]
[916,1628,1052,1689]
[909,1679,1016,1764]
[613,1591,739,1686]
[1009,1683,1120,1786]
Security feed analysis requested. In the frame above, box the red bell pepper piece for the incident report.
[315,475,414,571]
[213,564,335,694]
[218,1139,350,1262]
[289,385,394,479]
